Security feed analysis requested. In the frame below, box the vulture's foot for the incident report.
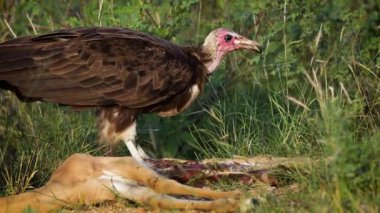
[124,139,149,163]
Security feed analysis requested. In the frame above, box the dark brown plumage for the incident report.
[0,27,261,160]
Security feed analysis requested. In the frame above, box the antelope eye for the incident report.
[224,34,232,42]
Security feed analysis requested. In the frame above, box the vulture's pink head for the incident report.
[202,28,261,74]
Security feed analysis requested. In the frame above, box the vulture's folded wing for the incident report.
[0,27,196,108]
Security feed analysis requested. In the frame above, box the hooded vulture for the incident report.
[0,27,261,162]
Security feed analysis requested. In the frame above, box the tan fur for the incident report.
[0,154,240,213]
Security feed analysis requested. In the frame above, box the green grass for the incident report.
[0,0,379,212]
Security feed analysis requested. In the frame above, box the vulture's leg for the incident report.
[122,121,148,162]
[98,107,148,162]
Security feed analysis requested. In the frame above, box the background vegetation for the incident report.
[0,0,379,211]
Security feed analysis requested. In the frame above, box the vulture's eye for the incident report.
[224,34,233,42]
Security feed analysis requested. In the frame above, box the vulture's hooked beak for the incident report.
[235,37,262,53]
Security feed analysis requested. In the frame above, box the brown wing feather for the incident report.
[0,27,197,108]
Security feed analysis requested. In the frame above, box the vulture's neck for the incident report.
[200,34,223,74]
[200,45,220,74]
[202,51,220,74]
